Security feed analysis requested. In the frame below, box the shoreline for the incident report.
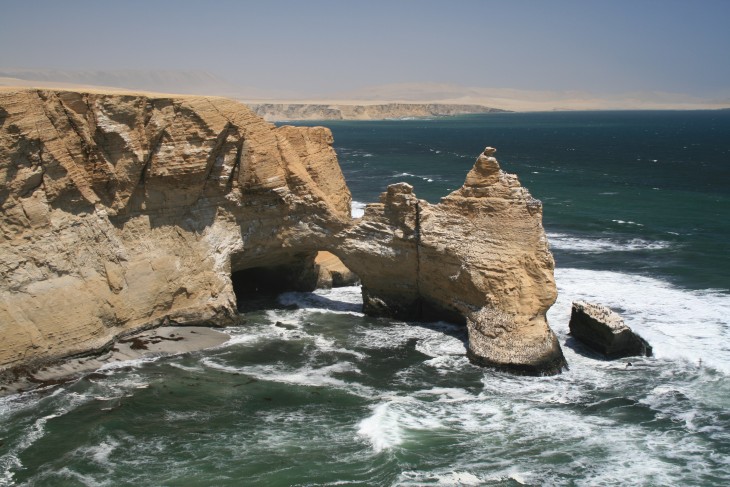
[0,326,230,397]
[264,107,730,123]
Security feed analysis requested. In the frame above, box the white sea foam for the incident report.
[413,328,467,358]
[0,390,92,486]
[413,387,475,403]
[423,355,471,373]
[313,335,368,360]
[357,401,406,452]
[223,321,283,346]
[37,467,110,487]
[343,150,374,158]
[391,172,437,183]
[168,363,204,373]
[353,321,465,352]
[611,219,644,226]
[549,267,730,373]
[278,286,364,316]
[97,355,163,373]
[547,232,670,253]
[351,201,366,218]
[363,373,729,484]
[357,396,445,453]
[0,412,59,482]
[201,358,374,397]
[88,439,119,465]
[398,470,484,486]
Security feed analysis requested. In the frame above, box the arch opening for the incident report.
[230,251,360,312]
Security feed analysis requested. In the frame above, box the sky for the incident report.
[1,0,729,98]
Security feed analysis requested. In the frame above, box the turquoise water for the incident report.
[2,112,729,486]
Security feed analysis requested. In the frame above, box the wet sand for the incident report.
[0,326,229,396]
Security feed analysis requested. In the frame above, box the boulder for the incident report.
[569,301,652,358]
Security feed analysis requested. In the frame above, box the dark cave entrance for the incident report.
[231,256,318,312]
[230,251,360,312]
[231,264,314,297]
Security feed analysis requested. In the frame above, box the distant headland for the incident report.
[1,70,727,113]
[247,103,508,121]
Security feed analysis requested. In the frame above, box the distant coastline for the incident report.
[3,70,727,113]
[246,103,508,121]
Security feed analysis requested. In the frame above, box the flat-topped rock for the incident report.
[569,301,652,358]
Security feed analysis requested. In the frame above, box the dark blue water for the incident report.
[2,111,729,486]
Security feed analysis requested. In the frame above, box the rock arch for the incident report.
[0,89,565,376]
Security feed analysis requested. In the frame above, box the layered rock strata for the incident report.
[0,88,351,374]
[0,88,564,377]
[569,301,652,358]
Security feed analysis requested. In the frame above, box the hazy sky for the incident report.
[1,0,729,97]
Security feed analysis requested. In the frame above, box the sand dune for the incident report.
[1,71,727,112]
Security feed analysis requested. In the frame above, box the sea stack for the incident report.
[569,301,652,358]
[0,89,565,378]
[336,146,566,375]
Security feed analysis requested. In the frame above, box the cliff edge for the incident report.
[0,88,564,378]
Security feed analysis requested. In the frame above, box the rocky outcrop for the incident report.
[0,88,564,377]
[336,148,565,374]
[248,103,507,121]
[0,88,351,374]
[569,301,652,358]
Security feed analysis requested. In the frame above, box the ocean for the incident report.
[1,111,729,486]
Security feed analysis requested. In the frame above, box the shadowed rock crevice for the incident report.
[232,264,315,298]
[231,250,360,311]
[231,252,319,309]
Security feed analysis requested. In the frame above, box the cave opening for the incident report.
[230,251,360,312]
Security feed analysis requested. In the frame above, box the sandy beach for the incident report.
[0,326,229,396]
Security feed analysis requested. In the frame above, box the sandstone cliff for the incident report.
[247,103,507,121]
[0,88,564,377]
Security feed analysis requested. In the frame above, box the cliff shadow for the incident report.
[232,265,314,313]
[563,335,612,361]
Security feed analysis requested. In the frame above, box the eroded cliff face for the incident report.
[0,88,564,377]
[0,88,351,372]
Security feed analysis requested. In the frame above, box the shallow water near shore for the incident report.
[1,111,729,486]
